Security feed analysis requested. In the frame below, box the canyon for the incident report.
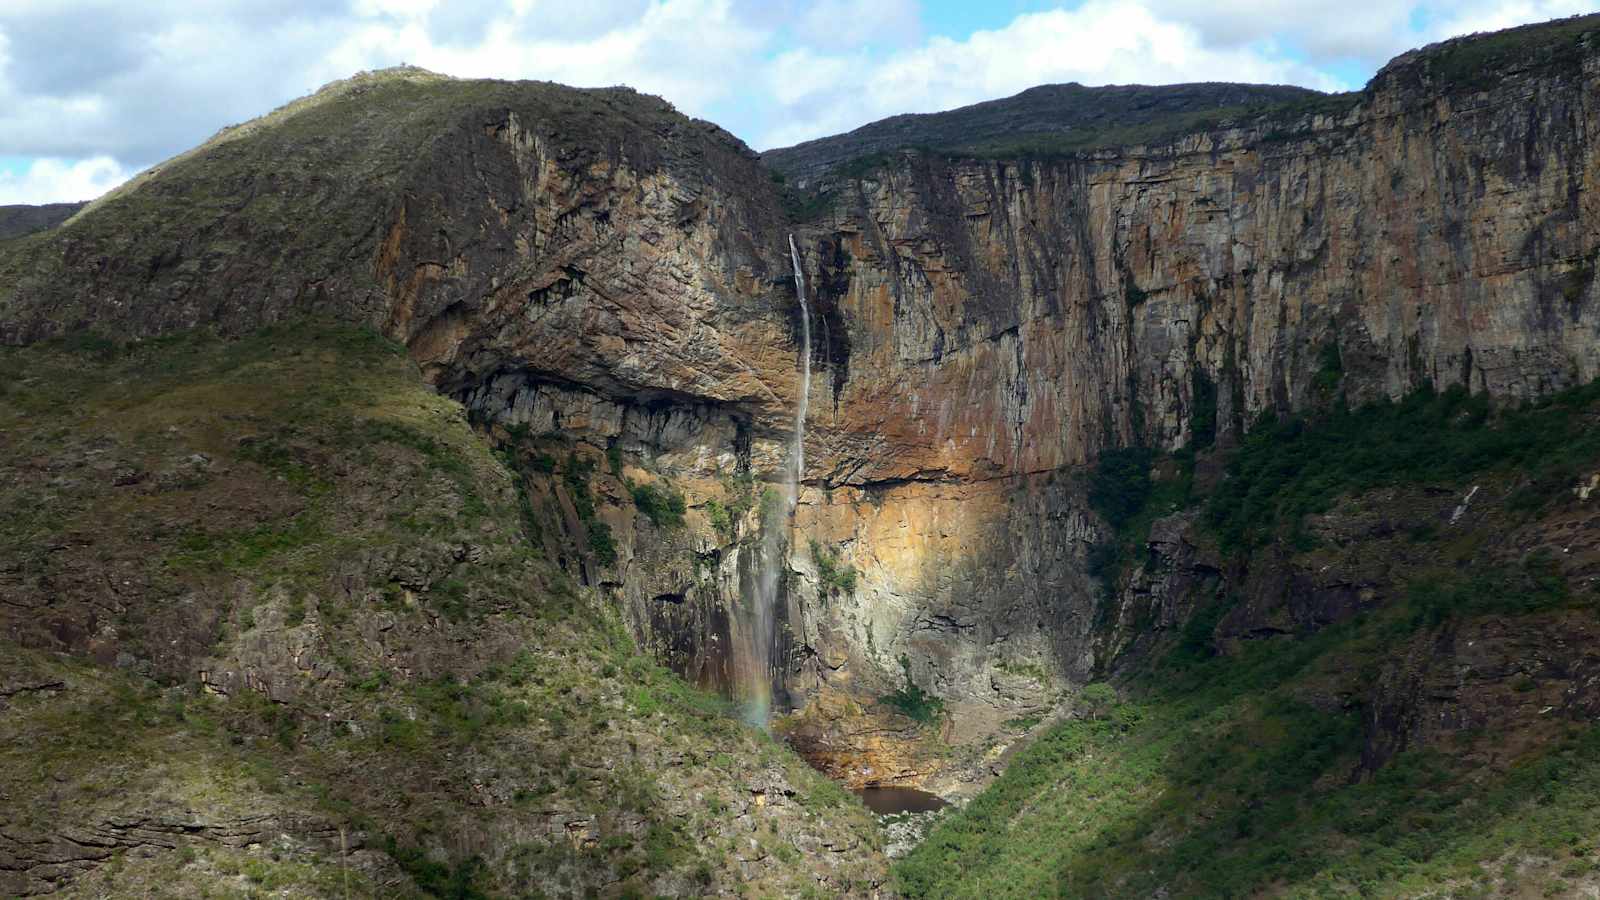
[2,13,1600,898]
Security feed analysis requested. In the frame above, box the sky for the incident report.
[0,0,1590,205]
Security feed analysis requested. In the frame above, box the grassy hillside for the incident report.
[0,67,768,345]
[895,381,1600,898]
[898,608,1600,897]
[0,202,85,240]
[0,323,884,898]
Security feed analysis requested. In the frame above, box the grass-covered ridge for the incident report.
[760,82,1326,186]
[0,322,886,897]
[1387,12,1600,92]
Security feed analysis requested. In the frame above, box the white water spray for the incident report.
[740,236,812,726]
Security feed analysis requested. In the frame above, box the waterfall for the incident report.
[787,233,812,505]
[740,236,812,726]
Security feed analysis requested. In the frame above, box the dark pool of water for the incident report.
[855,786,948,815]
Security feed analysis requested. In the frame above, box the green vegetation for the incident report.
[783,89,1358,186]
[587,520,618,565]
[897,371,1600,898]
[1405,550,1579,626]
[563,451,598,521]
[704,499,733,539]
[1076,682,1117,720]
[1087,447,1159,530]
[897,589,1600,898]
[166,514,325,575]
[704,470,758,541]
[1004,714,1044,732]
[1311,338,1343,401]
[880,655,946,725]
[543,449,623,565]
[809,539,858,596]
[778,183,840,223]
[955,101,1312,160]
[0,67,749,329]
[0,321,887,897]
[1207,380,1600,552]
[781,15,1593,190]
[1420,14,1597,91]
[1084,446,1194,586]
[630,480,686,529]
[0,320,514,617]
[385,837,488,900]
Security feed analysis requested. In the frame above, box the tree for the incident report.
[1079,682,1116,721]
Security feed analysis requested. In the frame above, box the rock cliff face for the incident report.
[3,18,1599,801]
[768,15,1600,782]
[801,37,1599,483]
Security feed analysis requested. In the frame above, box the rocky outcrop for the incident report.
[1364,610,1600,771]
[0,811,356,897]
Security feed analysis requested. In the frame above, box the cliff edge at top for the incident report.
[760,80,1326,185]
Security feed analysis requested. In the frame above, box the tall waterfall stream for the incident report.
[741,236,812,725]
[787,233,812,495]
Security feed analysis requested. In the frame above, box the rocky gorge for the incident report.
[3,13,1600,898]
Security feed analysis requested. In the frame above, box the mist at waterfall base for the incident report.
[736,236,812,728]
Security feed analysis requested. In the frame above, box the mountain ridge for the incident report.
[760,80,1327,184]
[762,12,1600,185]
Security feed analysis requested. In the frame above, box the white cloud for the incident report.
[316,0,771,120]
[0,0,774,201]
[0,0,1592,200]
[0,3,350,164]
[0,156,131,205]
[790,0,921,48]
[754,1,1346,150]
[1142,0,1596,65]
[1424,0,1594,42]
[1143,0,1417,62]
